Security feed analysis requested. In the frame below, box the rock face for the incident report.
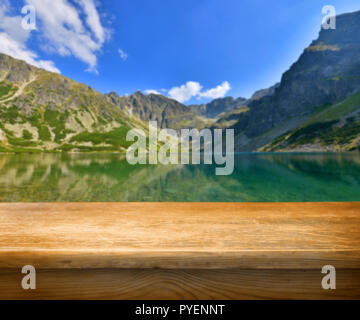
[190,96,247,118]
[249,84,279,101]
[229,10,360,151]
[188,85,279,120]
[107,91,206,129]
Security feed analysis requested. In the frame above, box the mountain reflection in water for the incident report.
[0,153,359,202]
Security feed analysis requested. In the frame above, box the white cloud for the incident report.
[144,89,161,95]
[0,1,59,73]
[167,81,231,103]
[0,32,60,73]
[76,0,106,43]
[168,81,203,103]
[118,48,128,61]
[25,0,109,73]
[199,81,231,100]
[0,1,29,43]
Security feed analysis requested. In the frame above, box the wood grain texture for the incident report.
[0,269,359,300]
[0,202,359,269]
[0,202,359,299]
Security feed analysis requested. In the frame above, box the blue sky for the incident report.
[1,0,360,104]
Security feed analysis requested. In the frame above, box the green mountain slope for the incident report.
[0,53,209,152]
[0,53,148,152]
[227,10,360,152]
[260,93,360,152]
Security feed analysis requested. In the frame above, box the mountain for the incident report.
[189,96,247,118]
[209,84,279,128]
[107,91,208,129]
[0,53,146,152]
[188,85,279,120]
[187,83,280,125]
[249,83,279,101]
[1,10,360,153]
[0,53,209,152]
[226,10,360,152]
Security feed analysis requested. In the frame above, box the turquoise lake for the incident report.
[0,153,359,202]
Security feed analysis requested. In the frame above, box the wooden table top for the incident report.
[0,202,359,270]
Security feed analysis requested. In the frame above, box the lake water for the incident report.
[0,153,359,202]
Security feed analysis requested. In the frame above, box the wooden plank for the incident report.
[0,202,359,299]
[0,269,359,300]
[0,202,359,269]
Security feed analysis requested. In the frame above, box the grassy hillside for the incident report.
[0,54,151,153]
[0,53,213,153]
[260,94,360,152]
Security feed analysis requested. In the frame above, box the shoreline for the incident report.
[0,150,359,154]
